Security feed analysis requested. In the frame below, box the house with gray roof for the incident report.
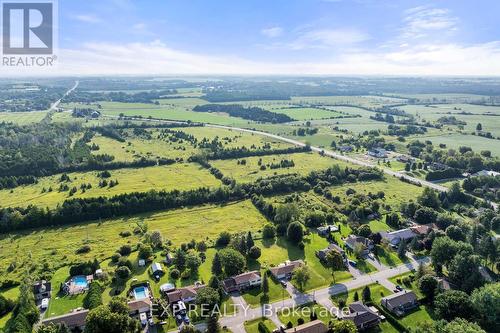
[380,228,417,247]
[342,301,381,330]
[381,290,418,316]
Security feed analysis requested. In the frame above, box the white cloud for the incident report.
[401,6,458,39]
[72,14,102,24]
[261,26,283,38]
[3,39,500,77]
[288,28,369,50]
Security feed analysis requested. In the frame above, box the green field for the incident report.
[211,152,350,183]
[241,276,289,307]
[0,111,48,124]
[0,163,221,208]
[244,317,276,333]
[411,132,500,156]
[0,200,267,281]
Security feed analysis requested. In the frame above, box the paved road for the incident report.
[50,80,79,111]
[219,256,430,330]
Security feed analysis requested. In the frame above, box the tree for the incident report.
[186,252,202,274]
[274,203,299,225]
[262,224,276,239]
[431,237,472,268]
[84,298,140,333]
[326,250,345,283]
[248,246,262,260]
[37,323,72,333]
[262,272,270,295]
[418,187,441,209]
[397,238,407,258]
[434,290,474,321]
[293,265,310,291]
[331,320,357,333]
[206,315,221,333]
[414,318,486,333]
[137,243,153,260]
[362,286,371,302]
[470,282,500,331]
[212,252,223,276]
[179,325,198,333]
[353,291,359,302]
[150,230,163,248]
[418,275,438,302]
[246,231,255,249]
[216,232,231,247]
[175,248,187,270]
[356,224,372,238]
[115,266,131,279]
[196,287,220,313]
[476,123,482,131]
[218,248,246,276]
[83,282,104,310]
[287,221,304,244]
[445,225,466,242]
[448,254,483,293]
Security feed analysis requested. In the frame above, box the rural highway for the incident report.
[49,80,79,111]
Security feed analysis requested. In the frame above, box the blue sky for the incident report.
[10,0,500,75]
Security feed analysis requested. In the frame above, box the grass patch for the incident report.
[241,277,289,307]
[277,303,335,326]
[243,317,276,333]
[331,283,391,306]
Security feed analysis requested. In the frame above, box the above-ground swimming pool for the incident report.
[133,286,149,300]
[72,276,88,288]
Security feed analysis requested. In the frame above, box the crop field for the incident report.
[210,152,351,183]
[271,107,343,121]
[0,163,221,208]
[0,200,267,281]
[0,111,48,124]
[290,95,404,108]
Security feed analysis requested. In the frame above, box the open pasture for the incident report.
[0,200,267,281]
[0,163,221,209]
[0,111,48,124]
[210,152,351,183]
[411,132,500,156]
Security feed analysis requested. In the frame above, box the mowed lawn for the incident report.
[0,163,221,208]
[278,303,335,326]
[211,152,351,183]
[248,236,351,291]
[0,111,48,124]
[0,200,267,281]
[244,317,276,333]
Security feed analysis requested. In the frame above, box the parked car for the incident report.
[280,280,287,288]
[348,260,357,267]
[395,285,403,291]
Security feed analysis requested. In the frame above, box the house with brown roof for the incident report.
[342,301,381,330]
[381,290,418,316]
[41,309,89,331]
[284,320,328,333]
[316,243,348,266]
[166,285,205,305]
[222,271,261,293]
[410,223,436,236]
[128,298,152,316]
[269,260,304,280]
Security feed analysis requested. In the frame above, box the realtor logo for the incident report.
[2,1,53,54]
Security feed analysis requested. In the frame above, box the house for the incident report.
[367,148,387,158]
[166,285,205,305]
[41,309,89,331]
[380,228,417,247]
[284,320,328,333]
[472,170,500,177]
[94,269,104,278]
[345,235,374,256]
[269,260,304,280]
[381,290,418,316]
[410,223,436,236]
[151,262,164,277]
[317,225,339,236]
[138,259,146,267]
[339,145,354,153]
[164,253,174,265]
[429,162,448,171]
[222,271,261,293]
[33,280,51,301]
[342,301,381,330]
[316,243,348,266]
[128,298,152,317]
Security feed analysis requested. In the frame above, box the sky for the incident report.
[3,0,500,76]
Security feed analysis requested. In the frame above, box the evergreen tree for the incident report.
[246,231,255,249]
[362,286,371,302]
[211,252,223,276]
[262,272,269,295]
[353,291,359,302]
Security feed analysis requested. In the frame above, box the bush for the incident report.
[83,282,104,309]
[111,253,121,263]
[117,257,133,270]
[216,232,231,247]
[262,224,276,239]
[118,245,132,256]
[76,245,91,254]
[181,270,191,279]
[258,321,270,333]
[115,266,131,279]
[119,231,131,237]
[248,246,262,260]
[170,269,180,279]
[297,318,305,325]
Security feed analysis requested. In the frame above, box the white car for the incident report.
[41,298,49,310]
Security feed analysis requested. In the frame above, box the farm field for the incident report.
[0,163,221,208]
[210,152,351,183]
[290,96,404,108]
[0,111,48,124]
[272,107,343,121]
[410,132,500,156]
[98,101,253,126]
[0,200,267,281]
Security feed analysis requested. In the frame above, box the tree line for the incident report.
[193,104,293,123]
